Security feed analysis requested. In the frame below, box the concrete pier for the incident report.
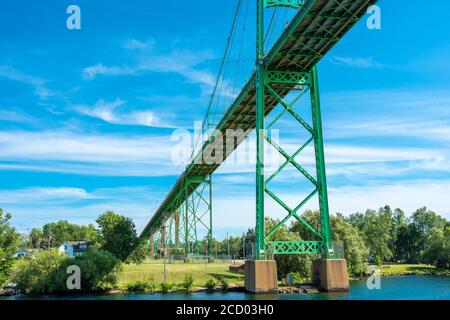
[244,260,278,293]
[312,259,350,292]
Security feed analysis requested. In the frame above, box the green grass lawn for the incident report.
[118,260,448,291]
[380,264,438,276]
[118,260,244,288]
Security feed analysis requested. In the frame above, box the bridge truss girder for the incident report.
[149,175,213,260]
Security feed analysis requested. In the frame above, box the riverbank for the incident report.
[118,261,449,286]
[2,262,448,298]
[115,262,449,295]
[0,288,18,297]
[380,264,450,277]
[3,276,450,300]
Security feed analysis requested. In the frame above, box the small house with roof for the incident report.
[58,241,89,257]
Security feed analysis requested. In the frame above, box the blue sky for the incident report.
[1,0,450,238]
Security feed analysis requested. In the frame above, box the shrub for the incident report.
[12,249,70,294]
[181,275,194,291]
[126,242,147,265]
[276,255,313,280]
[160,282,173,292]
[219,278,229,291]
[12,248,121,294]
[72,248,121,290]
[292,272,303,285]
[205,279,216,290]
[125,278,156,292]
[0,209,20,286]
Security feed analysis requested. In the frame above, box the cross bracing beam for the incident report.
[259,65,334,258]
[148,176,213,259]
[138,0,378,246]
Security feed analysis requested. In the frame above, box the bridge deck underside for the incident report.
[140,0,377,239]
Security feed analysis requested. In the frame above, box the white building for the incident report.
[58,241,89,257]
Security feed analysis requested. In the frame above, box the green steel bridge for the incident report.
[139,0,378,261]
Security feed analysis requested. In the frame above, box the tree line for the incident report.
[194,206,449,278]
[0,209,146,292]
[1,205,449,291]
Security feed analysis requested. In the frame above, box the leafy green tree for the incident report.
[350,207,394,265]
[41,220,98,248]
[126,241,147,264]
[12,248,120,293]
[69,249,121,290]
[347,212,365,231]
[96,211,140,262]
[395,223,417,263]
[331,213,369,276]
[412,207,447,237]
[392,208,410,262]
[265,217,313,280]
[228,236,243,258]
[411,207,447,261]
[12,249,70,294]
[290,211,369,277]
[29,228,46,249]
[76,224,98,244]
[391,208,448,263]
[0,209,20,285]
[422,226,449,268]
[42,220,73,248]
[393,208,409,229]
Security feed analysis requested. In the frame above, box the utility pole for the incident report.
[205,240,208,269]
[162,222,167,286]
[242,233,245,260]
[209,175,213,259]
[227,232,231,263]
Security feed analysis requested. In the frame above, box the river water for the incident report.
[2,276,449,300]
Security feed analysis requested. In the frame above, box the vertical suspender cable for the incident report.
[190,0,243,163]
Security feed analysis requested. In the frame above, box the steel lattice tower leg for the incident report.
[255,0,266,261]
[310,66,333,258]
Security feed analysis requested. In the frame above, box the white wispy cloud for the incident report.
[123,38,156,51]
[163,179,450,235]
[4,179,450,235]
[0,65,54,99]
[80,38,238,101]
[328,180,450,218]
[73,98,174,128]
[7,201,155,232]
[0,108,37,125]
[214,132,445,173]
[330,119,450,143]
[0,130,181,176]
[0,187,95,204]
[316,88,450,145]
[0,126,448,179]
[82,64,136,80]
[82,48,217,89]
[329,56,384,69]
[1,186,159,231]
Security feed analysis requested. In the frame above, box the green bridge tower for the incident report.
[247,0,351,293]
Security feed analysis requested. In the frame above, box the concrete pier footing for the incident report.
[244,260,278,293]
[312,259,350,292]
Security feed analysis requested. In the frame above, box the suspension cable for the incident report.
[189,0,243,162]
[232,0,250,97]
